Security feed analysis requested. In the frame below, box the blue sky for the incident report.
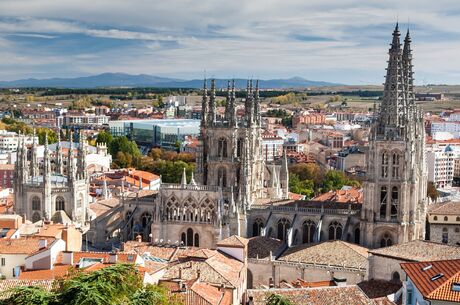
[1,0,460,84]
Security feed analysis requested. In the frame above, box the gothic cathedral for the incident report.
[361,24,428,248]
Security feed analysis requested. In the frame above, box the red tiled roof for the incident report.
[312,187,363,204]
[216,235,248,248]
[401,259,460,302]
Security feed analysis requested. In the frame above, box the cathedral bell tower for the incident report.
[361,24,428,248]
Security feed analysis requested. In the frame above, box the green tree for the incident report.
[0,264,175,305]
[37,128,58,145]
[109,136,141,167]
[96,131,114,145]
[321,170,360,193]
[289,174,314,198]
[266,293,293,305]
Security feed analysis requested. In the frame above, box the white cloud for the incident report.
[0,1,459,83]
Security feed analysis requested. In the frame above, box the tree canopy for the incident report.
[0,264,176,305]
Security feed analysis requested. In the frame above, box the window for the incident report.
[391,187,398,220]
[253,218,264,237]
[237,138,244,158]
[141,213,152,228]
[32,212,41,223]
[194,233,199,247]
[32,196,40,211]
[406,288,413,305]
[55,196,65,211]
[354,227,360,244]
[217,138,228,158]
[328,221,343,240]
[302,220,316,244]
[457,217,460,221]
[186,228,194,247]
[444,216,449,221]
[1,258,5,266]
[434,216,438,221]
[380,186,387,219]
[442,228,448,244]
[381,152,389,178]
[380,233,393,248]
[392,271,400,283]
[455,228,460,233]
[392,152,400,178]
[217,167,227,187]
[277,218,291,241]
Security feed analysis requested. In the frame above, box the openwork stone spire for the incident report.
[378,23,406,140]
[201,78,209,128]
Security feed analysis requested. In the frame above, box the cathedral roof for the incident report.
[278,240,369,270]
[370,240,460,262]
[50,210,72,225]
[247,236,284,259]
[246,286,373,305]
[216,235,248,249]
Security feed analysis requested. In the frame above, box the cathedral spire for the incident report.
[30,128,39,178]
[56,132,63,175]
[68,131,76,182]
[403,28,415,120]
[77,130,87,180]
[201,78,209,128]
[208,79,217,126]
[254,80,260,126]
[377,23,406,140]
[245,80,254,127]
[181,167,187,186]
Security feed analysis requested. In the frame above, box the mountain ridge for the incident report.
[0,73,342,89]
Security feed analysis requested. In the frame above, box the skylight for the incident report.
[452,283,460,292]
[431,273,444,281]
[422,265,433,271]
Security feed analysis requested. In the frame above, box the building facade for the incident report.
[14,131,90,228]
[361,25,428,248]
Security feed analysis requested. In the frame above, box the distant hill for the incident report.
[0,73,341,89]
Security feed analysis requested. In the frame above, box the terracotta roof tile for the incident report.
[428,201,460,215]
[0,279,54,299]
[401,259,460,302]
[0,237,55,255]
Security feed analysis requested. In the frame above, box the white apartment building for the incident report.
[57,114,109,128]
[262,136,284,162]
[431,121,460,138]
[427,145,460,188]
[0,131,37,153]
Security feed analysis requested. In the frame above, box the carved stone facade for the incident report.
[360,24,428,248]
[14,131,90,228]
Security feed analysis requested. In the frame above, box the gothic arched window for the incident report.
[302,220,316,244]
[253,218,264,237]
[381,152,389,178]
[194,233,200,247]
[391,186,399,220]
[392,272,400,283]
[55,196,65,211]
[32,196,41,211]
[354,227,360,244]
[32,212,41,223]
[380,233,393,248]
[217,167,227,187]
[277,218,291,241]
[218,138,228,158]
[141,212,152,228]
[392,152,400,178]
[237,138,244,158]
[380,186,388,219]
[328,221,343,240]
[186,228,194,247]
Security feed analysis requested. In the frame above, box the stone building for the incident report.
[427,201,460,246]
[360,24,428,248]
[14,131,90,228]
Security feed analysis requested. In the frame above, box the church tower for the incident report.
[195,79,266,236]
[361,24,428,248]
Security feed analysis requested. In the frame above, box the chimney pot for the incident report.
[109,252,117,264]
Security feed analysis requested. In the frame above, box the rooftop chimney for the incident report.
[62,251,74,265]
[109,252,117,264]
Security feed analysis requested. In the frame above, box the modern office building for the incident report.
[108,119,200,150]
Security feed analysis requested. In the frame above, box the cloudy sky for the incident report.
[0,0,459,84]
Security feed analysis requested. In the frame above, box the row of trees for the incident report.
[289,163,361,199]
[0,264,179,305]
[96,131,195,183]
[1,117,58,145]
